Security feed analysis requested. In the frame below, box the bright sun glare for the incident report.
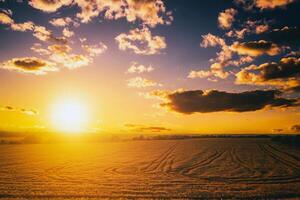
[51,99,89,133]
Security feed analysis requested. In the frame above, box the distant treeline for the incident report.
[0,131,300,145]
[132,134,272,141]
[271,135,300,147]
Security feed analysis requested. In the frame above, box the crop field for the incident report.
[0,138,300,199]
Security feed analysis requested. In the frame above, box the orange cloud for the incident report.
[49,17,79,27]
[218,8,237,29]
[231,40,281,56]
[29,0,72,12]
[255,0,295,9]
[235,57,300,90]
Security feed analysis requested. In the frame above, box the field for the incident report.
[0,138,300,199]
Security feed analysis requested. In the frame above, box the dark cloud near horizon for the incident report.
[291,125,300,132]
[159,90,299,114]
[124,124,171,132]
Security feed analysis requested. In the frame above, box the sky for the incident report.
[0,0,300,134]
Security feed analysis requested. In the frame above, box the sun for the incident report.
[51,98,89,133]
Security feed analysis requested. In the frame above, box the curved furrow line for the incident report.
[181,149,227,175]
[199,175,300,184]
[261,144,300,171]
[141,142,179,173]
[267,144,300,162]
[259,144,300,173]
[229,146,258,176]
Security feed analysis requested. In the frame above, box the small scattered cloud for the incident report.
[62,27,74,38]
[218,8,237,29]
[115,27,166,55]
[49,17,79,27]
[127,62,154,74]
[272,128,284,133]
[150,89,300,114]
[0,57,58,75]
[127,77,162,88]
[1,105,38,116]
[81,42,108,57]
[31,43,50,55]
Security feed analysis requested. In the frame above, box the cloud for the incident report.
[31,43,51,55]
[115,27,166,55]
[0,11,67,43]
[45,44,91,69]
[1,106,38,116]
[127,62,154,74]
[62,27,74,38]
[81,42,108,57]
[127,77,161,88]
[226,20,270,39]
[0,11,14,25]
[124,123,171,132]
[30,0,172,27]
[29,0,72,12]
[124,0,173,27]
[256,24,269,34]
[151,89,300,114]
[50,53,91,69]
[188,70,212,79]
[0,57,58,75]
[10,21,35,32]
[74,0,172,26]
[235,0,295,10]
[255,0,295,9]
[30,43,94,70]
[196,33,254,80]
[49,17,78,27]
[32,25,68,43]
[48,44,72,54]
[200,33,232,79]
[218,8,237,29]
[226,28,249,39]
[0,10,34,32]
[291,125,300,132]
[265,26,300,46]
[20,109,39,116]
[272,128,284,133]
[235,57,300,89]
[231,40,281,56]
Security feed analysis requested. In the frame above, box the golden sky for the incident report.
[0,0,300,134]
